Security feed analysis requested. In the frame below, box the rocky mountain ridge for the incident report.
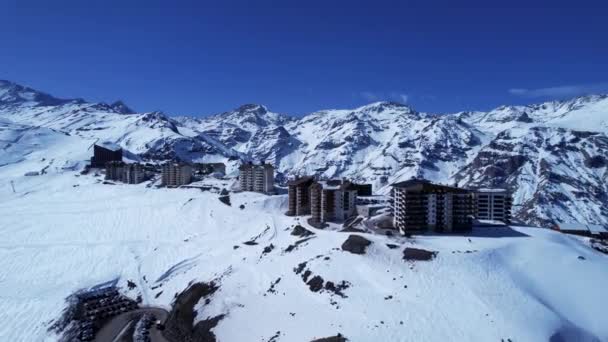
[1,80,606,227]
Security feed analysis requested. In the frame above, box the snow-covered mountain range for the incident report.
[1,80,607,228]
[1,80,608,342]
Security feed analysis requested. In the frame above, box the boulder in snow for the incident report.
[403,247,437,261]
[341,235,372,255]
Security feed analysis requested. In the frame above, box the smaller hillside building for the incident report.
[473,188,513,223]
[286,176,315,216]
[161,162,192,187]
[309,179,358,227]
[123,163,146,184]
[105,161,146,184]
[105,161,125,181]
[239,161,274,194]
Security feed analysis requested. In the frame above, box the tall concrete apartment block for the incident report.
[105,161,125,181]
[123,163,146,184]
[105,161,146,184]
[392,179,473,234]
[161,162,192,187]
[239,162,274,194]
[309,180,358,226]
[286,176,315,216]
[474,189,513,223]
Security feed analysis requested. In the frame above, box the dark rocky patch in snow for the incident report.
[451,250,478,254]
[339,227,366,233]
[311,333,348,342]
[285,236,315,253]
[291,225,315,237]
[218,195,231,206]
[324,281,350,298]
[266,278,281,295]
[294,263,350,299]
[307,276,325,292]
[341,235,372,254]
[267,330,281,342]
[243,241,258,246]
[301,270,312,283]
[386,243,399,249]
[261,243,275,257]
[163,281,223,342]
[403,248,438,261]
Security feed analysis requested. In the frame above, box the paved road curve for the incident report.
[94,307,169,342]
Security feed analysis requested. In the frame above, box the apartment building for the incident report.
[309,179,358,227]
[161,162,192,187]
[105,161,146,184]
[91,142,122,168]
[392,179,473,234]
[473,188,513,223]
[105,161,125,181]
[286,176,315,216]
[238,161,274,194]
[123,163,146,184]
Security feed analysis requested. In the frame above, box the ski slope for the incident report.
[0,170,607,342]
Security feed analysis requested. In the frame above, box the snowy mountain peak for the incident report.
[109,100,136,114]
[235,103,269,115]
[213,103,292,128]
[0,80,70,107]
[356,101,419,118]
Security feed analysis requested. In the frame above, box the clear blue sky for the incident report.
[1,0,607,116]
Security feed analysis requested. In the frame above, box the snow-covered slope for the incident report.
[457,95,608,135]
[1,80,607,227]
[454,126,608,227]
[1,80,608,341]
[1,171,607,342]
[0,80,236,165]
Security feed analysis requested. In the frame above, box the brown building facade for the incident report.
[392,179,473,234]
[286,176,315,216]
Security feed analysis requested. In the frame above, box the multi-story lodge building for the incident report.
[286,176,315,216]
[309,179,358,227]
[239,161,274,194]
[91,142,122,168]
[161,162,192,187]
[105,161,146,184]
[392,179,473,234]
[123,163,146,184]
[473,188,513,223]
[105,161,125,181]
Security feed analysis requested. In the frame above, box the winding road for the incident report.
[94,307,169,342]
